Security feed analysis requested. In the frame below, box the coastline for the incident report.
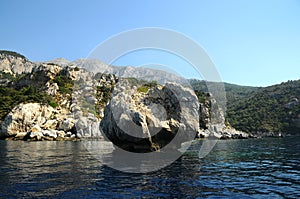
[1,130,285,142]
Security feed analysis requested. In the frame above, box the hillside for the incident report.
[1,50,252,150]
[189,79,260,107]
[190,79,300,136]
[0,50,299,141]
[227,80,300,135]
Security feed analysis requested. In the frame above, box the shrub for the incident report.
[52,73,74,95]
[0,85,57,120]
[49,101,59,108]
[137,86,149,93]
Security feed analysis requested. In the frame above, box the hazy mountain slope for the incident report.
[72,59,187,85]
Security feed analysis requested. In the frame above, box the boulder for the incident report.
[29,131,44,139]
[31,124,42,133]
[57,131,65,138]
[58,118,75,132]
[0,103,54,138]
[42,130,58,138]
[42,119,58,130]
[14,132,28,140]
[100,81,199,152]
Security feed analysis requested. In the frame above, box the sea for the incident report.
[0,137,299,198]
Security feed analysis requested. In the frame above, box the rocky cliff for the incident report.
[0,51,35,75]
[0,51,248,151]
[100,79,199,152]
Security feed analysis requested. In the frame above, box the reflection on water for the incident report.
[0,141,101,198]
[0,138,300,198]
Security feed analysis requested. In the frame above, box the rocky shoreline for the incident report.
[2,130,284,142]
[0,51,285,152]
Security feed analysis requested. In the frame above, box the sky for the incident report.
[1,0,299,86]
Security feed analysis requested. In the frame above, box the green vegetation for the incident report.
[0,85,56,120]
[0,69,74,120]
[123,77,158,93]
[96,85,113,107]
[48,100,59,108]
[0,71,28,85]
[51,73,74,95]
[0,71,16,81]
[137,86,149,93]
[189,79,259,107]
[124,77,140,86]
[136,81,158,93]
[227,80,300,134]
[94,74,118,118]
[194,90,209,104]
[190,79,300,135]
[46,63,56,66]
[82,100,97,116]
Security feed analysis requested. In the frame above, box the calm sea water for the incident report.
[0,137,299,198]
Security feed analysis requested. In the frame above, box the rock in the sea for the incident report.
[100,81,199,152]
[196,90,249,139]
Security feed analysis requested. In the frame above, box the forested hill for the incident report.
[227,80,300,135]
[189,79,260,107]
[190,79,300,136]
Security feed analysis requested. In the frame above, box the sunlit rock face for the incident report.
[0,51,249,143]
[0,51,35,75]
[0,103,77,140]
[100,80,199,152]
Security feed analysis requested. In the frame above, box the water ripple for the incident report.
[0,137,299,198]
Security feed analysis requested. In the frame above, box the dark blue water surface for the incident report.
[0,137,299,198]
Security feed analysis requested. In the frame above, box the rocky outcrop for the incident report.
[1,103,54,137]
[197,92,249,139]
[71,72,118,139]
[0,55,117,141]
[0,50,250,145]
[0,103,77,141]
[100,80,199,152]
[0,51,35,75]
[197,125,250,139]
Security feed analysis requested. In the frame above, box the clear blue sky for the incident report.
[1,0,299,86]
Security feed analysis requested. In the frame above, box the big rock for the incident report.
[100,80,199,152]
[0,103,54,137]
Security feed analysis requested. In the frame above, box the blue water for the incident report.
[0,137,299,198]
